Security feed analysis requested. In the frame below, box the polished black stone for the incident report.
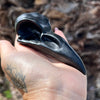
[15,12,86,75]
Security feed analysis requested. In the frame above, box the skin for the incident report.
[0,28,87,100]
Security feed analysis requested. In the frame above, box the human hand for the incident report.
[0,28,87,100]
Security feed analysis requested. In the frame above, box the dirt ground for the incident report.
[0,0,100,100]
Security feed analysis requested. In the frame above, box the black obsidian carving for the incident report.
[15,12,86,75]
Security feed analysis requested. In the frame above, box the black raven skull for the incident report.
[15,12,86,75]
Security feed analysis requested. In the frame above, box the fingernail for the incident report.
[55,27,59,31]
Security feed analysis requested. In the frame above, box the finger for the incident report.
[54,27,68,42]
[14,35,20,49]
[15,35,36,52]
[15,35,29,51]
[15,35,46,58]
[0,40,16,59]
[14,34,29,50]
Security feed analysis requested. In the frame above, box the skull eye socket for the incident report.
[42,35,60,49]
[17,20,42,41]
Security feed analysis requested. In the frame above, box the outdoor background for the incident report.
[0,0,100,100]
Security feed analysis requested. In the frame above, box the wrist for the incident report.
[22,88,85,100]
[23,89,66,100]
[22,73,87,100]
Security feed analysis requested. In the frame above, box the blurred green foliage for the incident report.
[3,90,12,99]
